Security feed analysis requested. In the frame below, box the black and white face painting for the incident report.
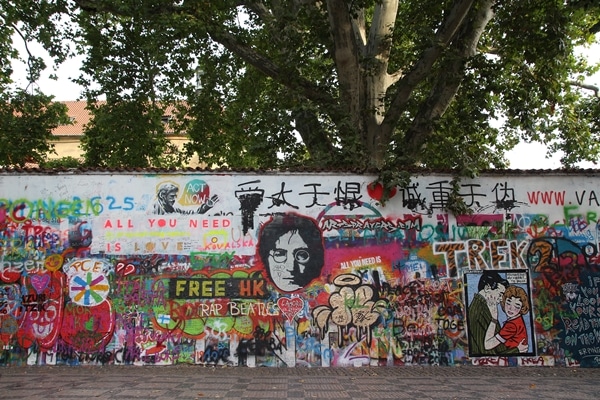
[258,213,324,293]
[267,230,312,292]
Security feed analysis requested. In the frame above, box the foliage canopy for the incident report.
[0,89,69,166]
[2,0,600,182]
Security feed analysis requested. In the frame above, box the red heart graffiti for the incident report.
[277,297,304,323]
[366,181,397,201]
[116,262,136,276]
[61,300,115,352]
[17,271,65,350]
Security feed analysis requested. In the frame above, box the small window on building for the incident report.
[161,115,172,124]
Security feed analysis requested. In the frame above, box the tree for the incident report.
[1,0,71,167]
[0,89,70,167]
[40,156,84,169]
[80,100,187,168]
[3,1,600,182]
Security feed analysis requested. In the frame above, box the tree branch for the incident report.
[570,80,600,98]
[403,0,496,157]
[10,23,43,88]
[326,0,361,118]
[382,0,476,132]
[366,0,398,61]
[363,0,399,156]
[293,108,338,163]
[242,1,273,21]
[73,0,337,109]
[351,8,367,56]
[211,29,337,108]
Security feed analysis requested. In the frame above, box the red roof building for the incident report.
[49,101,201,167]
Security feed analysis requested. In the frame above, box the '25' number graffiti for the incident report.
[88,196,135,215]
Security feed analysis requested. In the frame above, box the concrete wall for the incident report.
[0,171,599,367]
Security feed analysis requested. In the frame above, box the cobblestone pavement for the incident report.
[2,365,599,400]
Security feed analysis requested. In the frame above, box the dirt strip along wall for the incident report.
[1,171,599,368]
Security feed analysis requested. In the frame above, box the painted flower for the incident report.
[312,274,387,333]
[69,272,110,306]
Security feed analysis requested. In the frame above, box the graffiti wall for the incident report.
[1,171,600,368]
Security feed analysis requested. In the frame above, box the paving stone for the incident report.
[1,366,600,399]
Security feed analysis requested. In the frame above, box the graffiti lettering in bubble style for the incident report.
[434,239,528,276]
[3,172,600,369]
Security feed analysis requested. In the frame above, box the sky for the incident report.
[9,35,600,170]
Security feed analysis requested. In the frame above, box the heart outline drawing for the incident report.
[277,297,304,323]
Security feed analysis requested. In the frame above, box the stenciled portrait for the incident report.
[258,213,325,293]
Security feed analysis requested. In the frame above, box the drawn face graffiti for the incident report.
[153,182,181,214]
[258,213,325,294]
[165,190,178,207]
[268,230,310,292]
[504,296,523,319]
[484,283,506,306]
